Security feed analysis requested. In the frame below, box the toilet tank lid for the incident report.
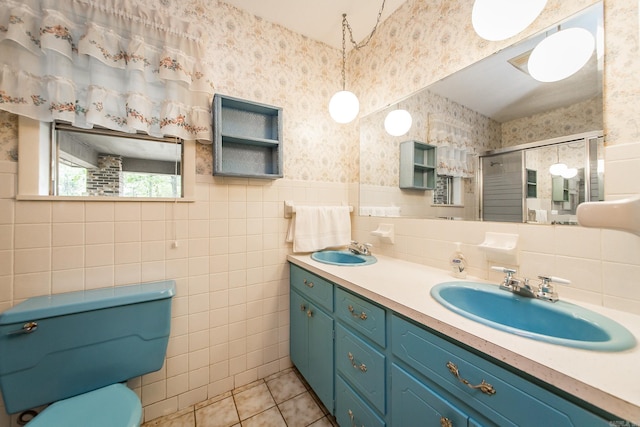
[0,281,176,325]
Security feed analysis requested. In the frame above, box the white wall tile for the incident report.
[84,266,114,290]
[115,263,141,285]
[52,223,84,247]
[115,202,141,221]
[85,202,114,222]
[85,244,114,267]
[52,246,84,271]
[52,202,85,223]
[0,199,14,224]
[0,225,11,250]
[13,272,49,299]
[14,248,49,274]
[52,269,84,294]
[115,222,141,243]
[86,222,114,244]
[15,201,50,224]
[114,242,141,265]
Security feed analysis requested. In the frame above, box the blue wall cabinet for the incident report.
[289,267,334,413]
[289,263,613,426]
[212,94,283,179]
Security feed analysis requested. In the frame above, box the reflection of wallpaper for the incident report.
[360,89,500,187]
[502,96,603,147]
[350,0,639,146]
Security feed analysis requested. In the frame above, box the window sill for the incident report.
[16,195,195,202]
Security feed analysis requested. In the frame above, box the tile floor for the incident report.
[142,368,339,427]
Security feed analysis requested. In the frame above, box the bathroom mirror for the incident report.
[359,2,603,222]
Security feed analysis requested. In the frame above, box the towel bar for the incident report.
[284,200,354,218]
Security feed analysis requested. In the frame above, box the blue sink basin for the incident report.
[431,281,636,351]
[311,250,377,266]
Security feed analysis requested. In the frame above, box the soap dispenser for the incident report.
[449,242,467,279]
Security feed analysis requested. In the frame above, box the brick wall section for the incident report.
[86,154,122,196]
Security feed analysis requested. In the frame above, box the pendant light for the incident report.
[528,27,595,83]
[549,145,567,176]
[472,0,547,41]
[329,1,386,124]
[384,108,412,136]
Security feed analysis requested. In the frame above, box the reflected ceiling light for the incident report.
[549,162,568,175]
[472,0,547,41]
[329,2,386,124]
[528,27,595,82]
[560,167,578,179]
[549,145,567,176]
[384,109,412,136]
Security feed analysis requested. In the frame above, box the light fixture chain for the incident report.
[344,0,386,50]
[341,14,347,90]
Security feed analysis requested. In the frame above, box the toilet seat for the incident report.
[27,383,142,427]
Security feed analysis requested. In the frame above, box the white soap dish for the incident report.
[478,232,518,265]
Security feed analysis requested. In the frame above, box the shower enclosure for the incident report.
[479,131,604,223]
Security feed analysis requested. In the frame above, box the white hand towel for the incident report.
[287,206,351,253]
[536,209,548,224]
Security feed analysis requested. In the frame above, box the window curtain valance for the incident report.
[0,0,214,142]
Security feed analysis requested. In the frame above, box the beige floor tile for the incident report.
[307,416,336,427]
[266,370,307,404]
[278,392,324,427]
[263,367,293,383]
[196,396,240,427]
[196,390,233,410]
[240,406,287,427]
[233,379,265,395]
[233,382,276,421]
[142,408,194,427]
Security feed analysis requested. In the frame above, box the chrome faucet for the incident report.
[349,241,372,256]
[492,267,570,303]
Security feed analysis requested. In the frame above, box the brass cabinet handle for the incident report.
[300,303,306,312]
[307,309,313,318]
[303,278,314,288]
[8,321,38,335]
[440,416,453,427]
[347,305,368,320]
[348,409,364,427]
[446,361,496,395]
[348,352,367,372]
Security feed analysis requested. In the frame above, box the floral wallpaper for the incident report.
[0,111,17,162]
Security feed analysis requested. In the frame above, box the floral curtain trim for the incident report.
[0,0,215,142]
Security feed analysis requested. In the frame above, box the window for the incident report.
[17,117,195,201]
[433,175,463,205]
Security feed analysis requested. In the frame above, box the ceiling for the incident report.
[220,0,408,49]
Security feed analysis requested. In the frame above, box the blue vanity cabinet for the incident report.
[289,265,334,413]
[391,315,610,427]
[334,288,388,426]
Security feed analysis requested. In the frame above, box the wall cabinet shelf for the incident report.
[213,94,283,179]
[552,176,569,202]
[400,141,437,190]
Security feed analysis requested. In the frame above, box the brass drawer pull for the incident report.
[348,305,368,320]
[8,321,38,335]
[303,278,314,288]
[440,416,453,427]
[348,352,367,372]
[446,361,496,395]
[307,309,313,318]
[300,303,307,312]
[348,409,364,427]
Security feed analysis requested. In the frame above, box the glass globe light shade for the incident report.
[329,90,359,124]
[549,162,568,176]
[528,28,595,83]
[472,0,547,41]
[561,167,578,179]
[384,109,413,136]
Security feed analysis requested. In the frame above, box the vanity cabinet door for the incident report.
[290,288,334,413]
[336,375,386,427]
[391,364,470,427]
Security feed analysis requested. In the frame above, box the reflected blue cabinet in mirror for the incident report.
[212,94,283,179]
[399,141,436,190]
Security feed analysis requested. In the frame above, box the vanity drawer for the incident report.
[391,315,609,427]
[336,323,386,413]
[336,375,385,427]
[335,287,386,347]
[391,363,471,427]
[290,264,333,312]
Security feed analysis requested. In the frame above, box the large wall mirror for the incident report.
[359,2,603,223]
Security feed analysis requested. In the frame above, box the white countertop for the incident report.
[288,253,640,423]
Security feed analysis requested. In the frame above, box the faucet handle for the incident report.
[491,266,517,277]
[537,275,571,286]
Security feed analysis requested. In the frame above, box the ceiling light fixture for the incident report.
[384,108,412,136]
[472,0,547,41]
[549,145,567,176]
[329,1,386,124]
[528,27,595,82]
[560,167,578,179]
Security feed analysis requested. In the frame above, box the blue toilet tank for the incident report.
[0,281,175,414]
